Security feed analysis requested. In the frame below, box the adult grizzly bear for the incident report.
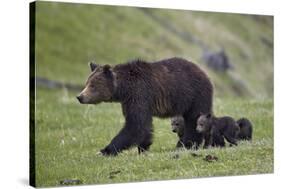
[77,57,213,155]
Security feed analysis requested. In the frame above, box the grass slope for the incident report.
[35,1,273,98]
[35,88,273,187]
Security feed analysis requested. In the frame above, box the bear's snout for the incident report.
[76,95,84,103]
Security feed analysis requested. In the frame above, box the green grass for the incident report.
[35,88,273,187]
[34,1,273,98]
[33,1,274,187]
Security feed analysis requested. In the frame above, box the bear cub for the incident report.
[237,118,253,141]
[170,117,185,147]
[196,113,240,148]
[171,116,253,148]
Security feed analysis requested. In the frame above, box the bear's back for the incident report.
[214,116,238,131]
[113,57,213,117]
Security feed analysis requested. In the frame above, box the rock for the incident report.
[203,155,218,162]
[202,49,233,72]
[60,179,82,185]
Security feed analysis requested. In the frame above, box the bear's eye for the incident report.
[95,76,101,80]
[89,79,99,86]
[93,76,104,82]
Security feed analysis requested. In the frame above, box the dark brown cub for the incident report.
[237,118,253,141]
[170,116,185,148]
[196,113,240,148]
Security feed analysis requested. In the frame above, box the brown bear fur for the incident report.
[170,116,185,148]
[196,113,240,148]
[77,57,213,155]
[237,118,253,141]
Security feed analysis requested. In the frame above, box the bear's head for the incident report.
[171,116,184,133]
[77,62,116,104]
[196,113,212,133]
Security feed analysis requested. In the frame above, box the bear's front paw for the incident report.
[203,145,211,149]
[176,140,184,148]
[183,141,200,150]
[100,146,118,156]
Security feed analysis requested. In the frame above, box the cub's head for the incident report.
[77,61,116,104]
[171,117,184,133]
[196,113,212,133]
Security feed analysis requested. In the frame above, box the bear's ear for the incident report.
[103,64,112,75]
[89,61,98,72]
[206,113,212,119]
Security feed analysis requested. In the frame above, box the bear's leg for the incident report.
[182,115,203,149]
[138,127,153,154]
[100,127,135,156]
[138,140,152,154]
[212,133,225,147]
[176,139,184,148]
[182,100,211,149]
[203,134,212,149]
[100,109,153,156]
[224,133,238,146]
[182,88,213,149]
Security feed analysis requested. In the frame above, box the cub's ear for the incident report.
[206,113,212,119]
[103,64,111,73]
[89,61,98,72]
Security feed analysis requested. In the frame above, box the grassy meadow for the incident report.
[35,88,273,187]
[33,1,274,187]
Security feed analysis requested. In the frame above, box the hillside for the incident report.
[34,1,273,98]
